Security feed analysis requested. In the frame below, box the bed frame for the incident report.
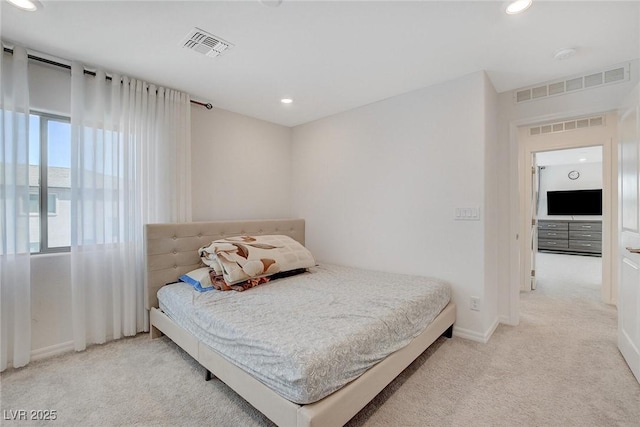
[146,218,456,427]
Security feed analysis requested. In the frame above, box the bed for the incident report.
[146,218,456,427]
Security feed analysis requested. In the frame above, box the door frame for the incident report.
[511,109,618,323]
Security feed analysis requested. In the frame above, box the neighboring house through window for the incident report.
[29,112,71,253]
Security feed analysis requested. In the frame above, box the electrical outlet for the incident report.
[470,296,480,311]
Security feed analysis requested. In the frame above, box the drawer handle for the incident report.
[580,244,592,247]
[627,247,640,254]
[582,234,591,237]
[548,233,557,236]
[548,242,557,245]
[548,225,557,228]
[581,226,592,229]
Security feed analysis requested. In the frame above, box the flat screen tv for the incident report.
[547,189,602,216]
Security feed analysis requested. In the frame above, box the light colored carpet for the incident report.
[2,253,639,426]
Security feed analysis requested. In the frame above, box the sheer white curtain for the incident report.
[70,63,191,351]
[0,45,32,370]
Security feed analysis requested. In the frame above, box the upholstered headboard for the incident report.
[145,218,305,310]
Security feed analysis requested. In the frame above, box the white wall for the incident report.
[291,71,499,340]
[497,59,639,323]
[191,106,292,221]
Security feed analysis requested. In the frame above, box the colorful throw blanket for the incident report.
[198,235,316,291]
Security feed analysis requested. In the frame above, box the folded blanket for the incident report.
[198,235,316,289]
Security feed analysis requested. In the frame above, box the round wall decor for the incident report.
[568,170,580,180]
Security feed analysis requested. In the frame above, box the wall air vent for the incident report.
[182,28,234,58]
[514,63,629,104]
[528,115,605,137]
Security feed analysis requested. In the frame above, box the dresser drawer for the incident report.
[569,240,602,252]
[537,220,602,255]
[569,222,602,232]
[539,230,568,240]
[538,221,568,231]
[539,239,569,250]
[569,230,601,241]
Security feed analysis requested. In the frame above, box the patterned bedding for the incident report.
[157,263,451,404]
[198,234,316,289]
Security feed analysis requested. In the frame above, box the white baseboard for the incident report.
[29,331,145,364]
[485,317,500,340]
[499,314,515,325]
[30,340,75,361]
[454,317,500,343]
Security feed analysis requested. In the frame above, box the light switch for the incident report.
[454,207,481,221]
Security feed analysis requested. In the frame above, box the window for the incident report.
[29,112,71,253]
[29,193,56,214]
[29,193,39,214]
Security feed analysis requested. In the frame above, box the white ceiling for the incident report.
[2,1,639,127]
[536,146,602,166]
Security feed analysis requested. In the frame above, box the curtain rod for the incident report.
[3,46,213,110]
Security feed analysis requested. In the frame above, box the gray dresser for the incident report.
[538,219,602,256]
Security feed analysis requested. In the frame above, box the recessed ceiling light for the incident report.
[281,98,293,104]
[579,158,587,162]
[553,48,577,61]
[6,0,42,11]
[505,0,532,15]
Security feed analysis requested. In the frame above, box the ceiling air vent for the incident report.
[514,63,630,104]
[528,115,605,136]
[565,77,583,92]
[516,89,531,102]
[532,85,548,99]
[548,81,565,96]
[584,72,603,88]
[182,28,234,58]
[604,67,625,84]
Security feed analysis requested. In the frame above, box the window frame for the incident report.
[31,111,71,255]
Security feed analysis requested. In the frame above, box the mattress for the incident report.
[157,263,451,404]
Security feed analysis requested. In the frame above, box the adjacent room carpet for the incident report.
[1,253,639,426]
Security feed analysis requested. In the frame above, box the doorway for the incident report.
[518,112,618,307]
[532,147,604,301]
